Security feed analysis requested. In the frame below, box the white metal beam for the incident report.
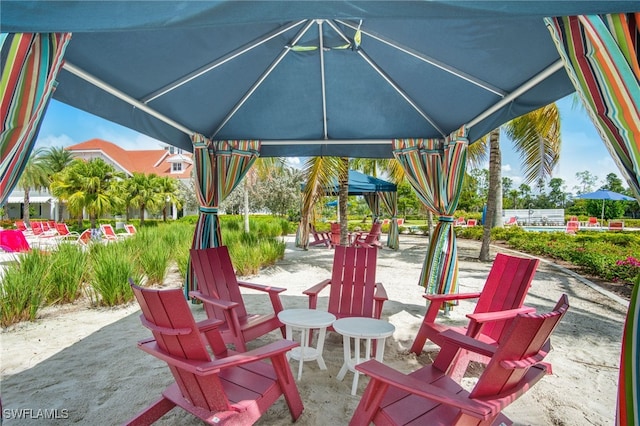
[142,20,307,104]
[467,59,565,130]
[336,19,506,97]
[211,19,317,139]
[62,62,195,137]
[317,20,329,140]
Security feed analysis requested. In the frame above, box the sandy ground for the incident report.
[0,235,628,425]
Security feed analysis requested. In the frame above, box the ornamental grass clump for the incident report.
[88,242,138,306]
[0,250,51,326]
[45,242,88,304]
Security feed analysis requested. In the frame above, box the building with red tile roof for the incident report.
[65,139,193,179]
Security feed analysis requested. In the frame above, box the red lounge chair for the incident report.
[350,295,570,426]
[309,223,330,248]
[0,229,31,253]
[565,220,580,234]
[351,222,382,249]
[100,224,123,241]
[466,218,477,227]
[304,245,387,329]
[410,253,539,378]
[608,220,624,231]
[454,217,466,226]
[189,246,286,352]
[14,220,32,235]
[124,224,137,235]
[504,216,518,226]
[127,282,303,425]
[587,217,600,227]
[55,223,80,240]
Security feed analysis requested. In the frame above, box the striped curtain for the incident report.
[186,136,260,293]
[0,33,72,204]
[392,127,468,297]
[546,14,639,426]
[378,191,399,249]
[363,193,380,221]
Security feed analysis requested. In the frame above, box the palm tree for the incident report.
[299,156,345,248]
[41,146,74,221]
[50,158,124,228]
[127,172,162,225]
[17,147,49,225]
[156,176,182,221]
[476,104,561,261]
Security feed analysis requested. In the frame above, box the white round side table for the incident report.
[277,309,336,381]
[333,317,395,395]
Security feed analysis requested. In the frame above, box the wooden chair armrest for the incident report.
[466,306,536,324]
[439,329,497,358]
[422,291,482,323]
[374,282,388,302]
[303,279,331,310]
[139,339,298,375]
[189,291,239,310]
[424,291,482,302]
[500,340,552,369]
[302,279,331,296]
[237,280,286,294]
[355,360,494,419]
[195,318,225,333]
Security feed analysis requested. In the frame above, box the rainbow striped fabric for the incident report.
[392,127,468,297]
[186,135,260,293]
[547,13,639,426]
[378,191,399,249]
[0,33,71,205]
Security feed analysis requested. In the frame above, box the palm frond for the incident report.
[506,104,560,184]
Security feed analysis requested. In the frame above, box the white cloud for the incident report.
[96,127,164,150]
[286,157,302,168]
[36,134,75,148]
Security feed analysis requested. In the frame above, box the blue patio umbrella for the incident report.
[574,189,635,222]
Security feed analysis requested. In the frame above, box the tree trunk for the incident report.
[90,214,97,229]
[243,180,250,233]
[338,158,349,245]
[140,205,145,225]
[480,128,502,261]
[23,188,31,225]
[162,205,168,222]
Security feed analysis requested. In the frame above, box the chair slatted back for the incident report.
[361,222,382,245]
[473,253,539,342]
[470,294,569,399]
[190,246,248,320]
[131,283,231,412]
[330,222,341,246]
[329,246,378,318]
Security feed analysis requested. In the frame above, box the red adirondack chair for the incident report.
[189,246,286,351]
[410,253,539,377]
[351,222,382,249]
[349,294,570,426]
[309,223,331,248]
[304,245,387,330]
[55,223,80,240]
[127,282,303,425]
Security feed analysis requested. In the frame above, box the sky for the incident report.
[34,94,624,195]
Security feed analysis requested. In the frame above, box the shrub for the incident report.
[45,242,88,304]
[88,243,139,306]
[0,250,51,326]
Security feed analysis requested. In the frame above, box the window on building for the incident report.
[172,162,183,173]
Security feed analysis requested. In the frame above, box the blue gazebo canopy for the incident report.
[302,170,396,196]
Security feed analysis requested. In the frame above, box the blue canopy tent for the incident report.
[2,3,639,422]
[302,170,398,247]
